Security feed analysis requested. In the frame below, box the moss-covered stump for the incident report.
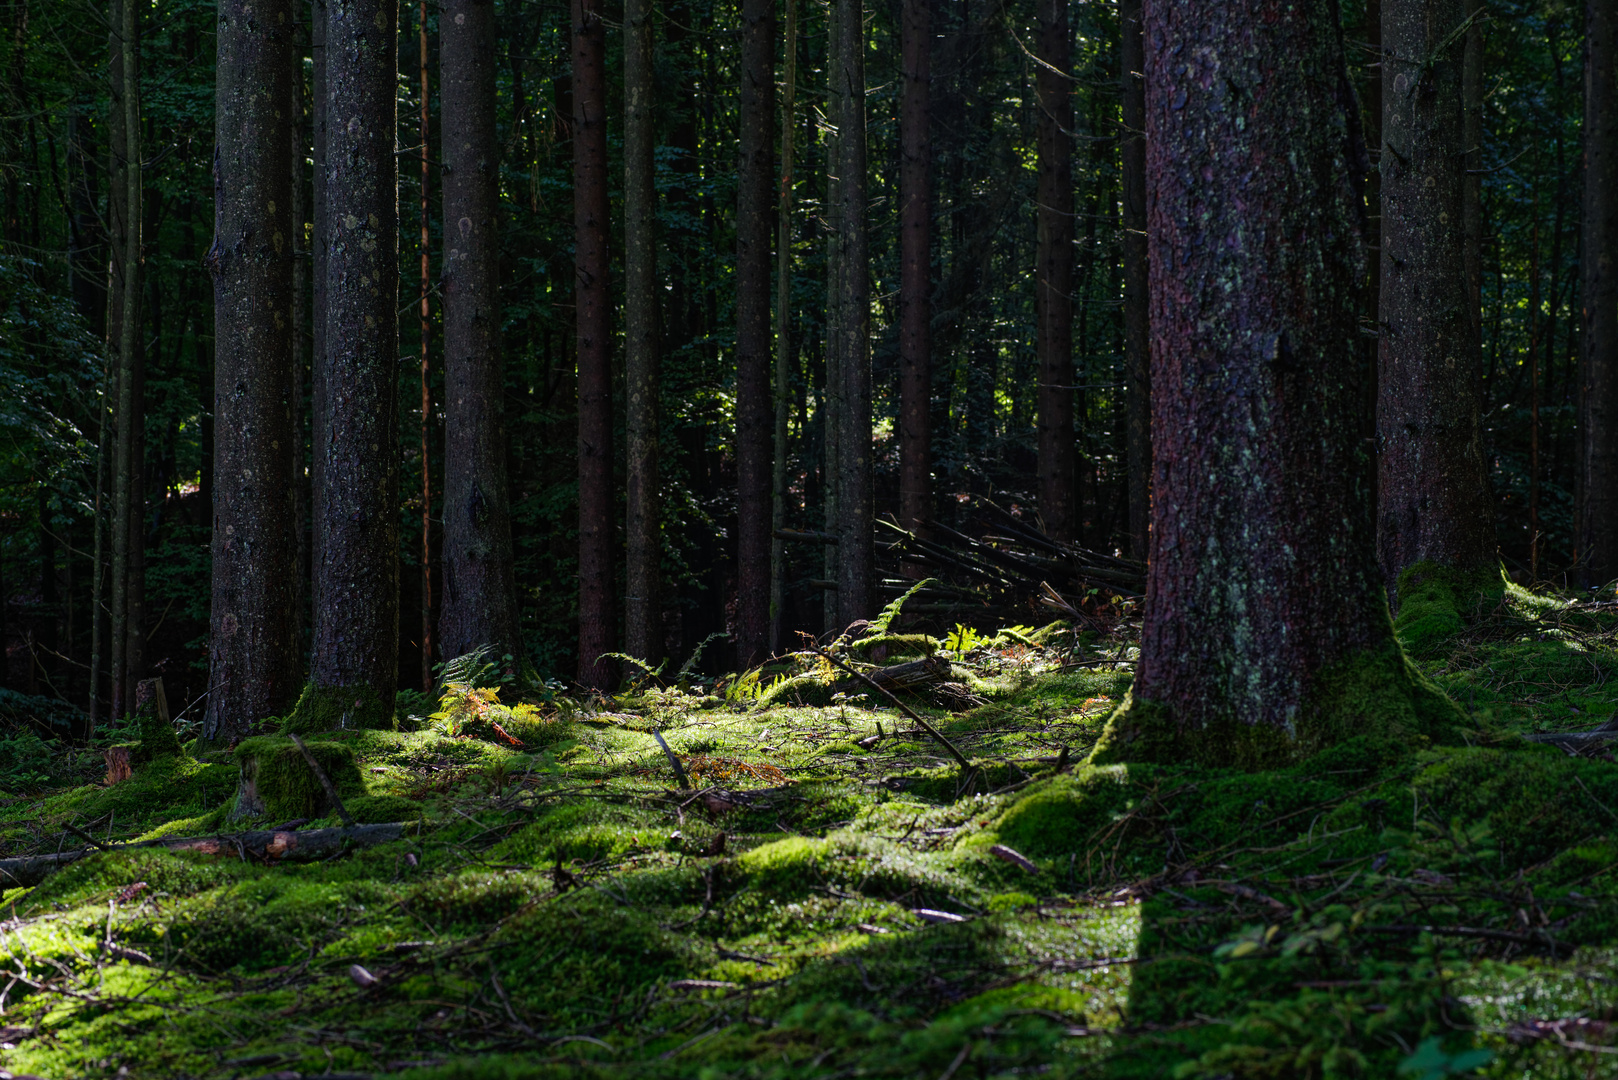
[230,736,364,821]
[1089,639,1468,769]
[133,676,183,760]
[281,682,395,733]
[1394,560,1507,653]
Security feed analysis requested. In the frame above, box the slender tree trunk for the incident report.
[835,0,872,627]
[1095,0,1461,766]
[418,0,432,687]
[310,0,327,656]
[439,0,523,672]
[573,0,614,688]
[771,0,799,651]
[1377,0,1496,591]
[1581,0,1618,586]
[1463,5,1483,344]
[735,0,775,665]
[623,0,661,666]
[898,0,931,537]
[822,0,842,636]
[205,0,301,743]
[300,0,399,730]
[1120,0,1149,559]
[107,0,141,720]
[1362,0,1382,496]
[291,14,309,665]
[1034,0,1073,543]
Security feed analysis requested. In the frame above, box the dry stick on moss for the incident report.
[813,644,973,771]
[288,733,358,827]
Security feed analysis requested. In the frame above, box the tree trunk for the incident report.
[770,0,799,651]
[573,0,614,688]
[835,0,872,627]
[1581,0,1618,586]
[1376,0,1496,593]
[107,0,141,721]
[1120,0,1148,560]
[623,0,660,667]
[417,0,432,688]
[309,0,327,663]
[898,0,931,536]
[1361,0,1382,510]
[822,0,842,636]
[439,0,523,673]
[1093,0,1462,767]
[1034,0,1073,544]
[734,0,775,666]
[300,0,399,730]
[291,13,310,666]
[205,0,301,743]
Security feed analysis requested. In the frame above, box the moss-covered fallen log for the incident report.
[0,822,408,889]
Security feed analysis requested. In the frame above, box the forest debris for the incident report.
[989,843,1038,874]
[0,822,409,888]
[348,964,379,989]
[912,908,969,924]
[815,645,974,771]
[651,729,690,790]
[103,746,132,786]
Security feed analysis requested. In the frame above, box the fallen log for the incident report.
[0,822,410,890]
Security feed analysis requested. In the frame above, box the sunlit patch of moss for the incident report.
[1395,560,1508,654]
[232,735,365,821]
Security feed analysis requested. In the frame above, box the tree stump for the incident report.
[231,736,364,821]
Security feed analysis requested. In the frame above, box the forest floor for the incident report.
[6,587,1618,1078]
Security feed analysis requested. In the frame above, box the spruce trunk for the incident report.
[300,0,400,731]
[206,0,301,742]
[1120,0,1149,560]
[835,0,872,627]
[898,0,931,536]
[573,0,614,688]
[1376,0,1496,593]
[1093,0,1462,767]
[1034,0,1073,543]
[1581,0,1618,587]
[439,0,524,671]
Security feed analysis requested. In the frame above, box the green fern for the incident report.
[871,578,936,633]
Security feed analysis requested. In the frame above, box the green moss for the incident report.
[1395,560,1507,654]
[847,633,938,660]
[281,682,395,734]
[231,736,364,821]
[1088,639,1466,769]
[994,765,1145,863]
[135,699,183,759]
[754,672,839,708]
[341,794,424,824]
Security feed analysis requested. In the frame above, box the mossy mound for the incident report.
[1395,560,1507,654]
[847,633,938,661]
[231,736,365,821]
[341,793,425,824]
[281,682,396,734]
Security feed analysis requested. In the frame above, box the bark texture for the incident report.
[770,0,799,650]
[439,0,523,668]
[1120,0,1149,559]
[573,0,614,688]
[1581,0,1618,586]
[835,0,873,626]
[1376,0,1496,589]
[735,0,775,665]
[302,0,399,729]
[623,0,660,665]
[1034,0,1074,544]
[206,0,301,743]
[821,3,842,635]
[1093,0,1460,766]
[898,0,931,534]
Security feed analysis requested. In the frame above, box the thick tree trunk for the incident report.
[1581,0,1618,586]
[898,0,931,536]
[205,0,301,743]
[309,0,327,665]
[835,0,872,627]
[417,0,432,688]
[573,0,614,688]
[1376,0,1496,592]
[291,16,310,665]
[1093,0,1461,767]
[1120,0,1149,560]
[1361,0,1382,506]
[770,0,799,651]
[735,0,775,666]
[300,0,399,730]
[439,0,523,671]
[623,0,660,666]
[1034,0,1073,544]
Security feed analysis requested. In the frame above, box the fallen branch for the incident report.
[0,822,410,889]
[289,732,358,827]
[815,644,973,771]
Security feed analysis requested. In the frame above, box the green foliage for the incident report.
[1395,561,1507,654]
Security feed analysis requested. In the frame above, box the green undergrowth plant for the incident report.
[6,589,1618,1077]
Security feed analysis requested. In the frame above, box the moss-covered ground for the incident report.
[7,594,1618,1077]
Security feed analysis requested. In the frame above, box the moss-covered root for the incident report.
[1088,641,1468,769]
[281,683,396,734]
[1394,560,1507,653]
[231,736,365,821]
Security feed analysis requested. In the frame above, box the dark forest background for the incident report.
[0,0,1581,713]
